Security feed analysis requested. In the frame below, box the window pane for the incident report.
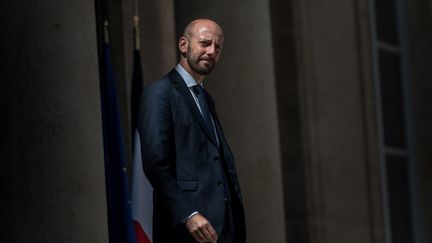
[379,50,406,148]
[386,155,413,243]
[374,0,399,44]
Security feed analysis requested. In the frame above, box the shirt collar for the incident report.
[175,64,203,88]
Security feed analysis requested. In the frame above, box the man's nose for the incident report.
[207,44,216,57]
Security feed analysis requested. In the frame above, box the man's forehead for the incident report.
[196,27,223,41]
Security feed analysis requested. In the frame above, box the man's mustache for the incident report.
[199,56,215,63]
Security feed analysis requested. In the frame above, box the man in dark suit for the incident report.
[138,19,246,243]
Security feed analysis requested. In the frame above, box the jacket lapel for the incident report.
[169,69,219,147]
[206,93,229,153]
[207,93,242,196]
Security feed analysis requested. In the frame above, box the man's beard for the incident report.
[186,49,215,75]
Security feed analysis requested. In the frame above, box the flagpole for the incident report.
[104,19,110,44]
[133,0,140,51]
[133,16,140,51]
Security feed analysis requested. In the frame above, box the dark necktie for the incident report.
[192,85,217,143]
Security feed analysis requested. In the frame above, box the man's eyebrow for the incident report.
[198,37,212,41]
[198,37,223,43]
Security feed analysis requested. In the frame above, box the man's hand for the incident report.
[185,213,218,243]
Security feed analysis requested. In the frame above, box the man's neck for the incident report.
[179,60,204,84]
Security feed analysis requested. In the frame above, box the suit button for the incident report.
[217,181,223,187]
[214,156,220,162]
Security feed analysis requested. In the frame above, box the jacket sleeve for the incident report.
[137,83,195,225]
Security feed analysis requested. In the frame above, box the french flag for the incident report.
[130,25,152,243]
[131,130,153,243]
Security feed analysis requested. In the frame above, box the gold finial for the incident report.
[103,19,110,44]
[133,15,140,50]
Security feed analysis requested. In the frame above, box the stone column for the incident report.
[1,0,108,242]
[289,0,385,242]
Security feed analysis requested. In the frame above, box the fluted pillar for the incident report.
[2,0,108,242]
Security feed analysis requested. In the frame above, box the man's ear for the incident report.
[178,37,188,55]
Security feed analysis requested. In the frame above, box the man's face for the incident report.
[184,26,223,76]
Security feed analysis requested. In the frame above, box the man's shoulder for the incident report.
[143,70,177,95]
[141,69,183,104]
[145,72,173,90]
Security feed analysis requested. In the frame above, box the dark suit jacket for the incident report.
[138,69,246,243]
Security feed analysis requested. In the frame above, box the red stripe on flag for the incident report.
[133,220,152,243]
